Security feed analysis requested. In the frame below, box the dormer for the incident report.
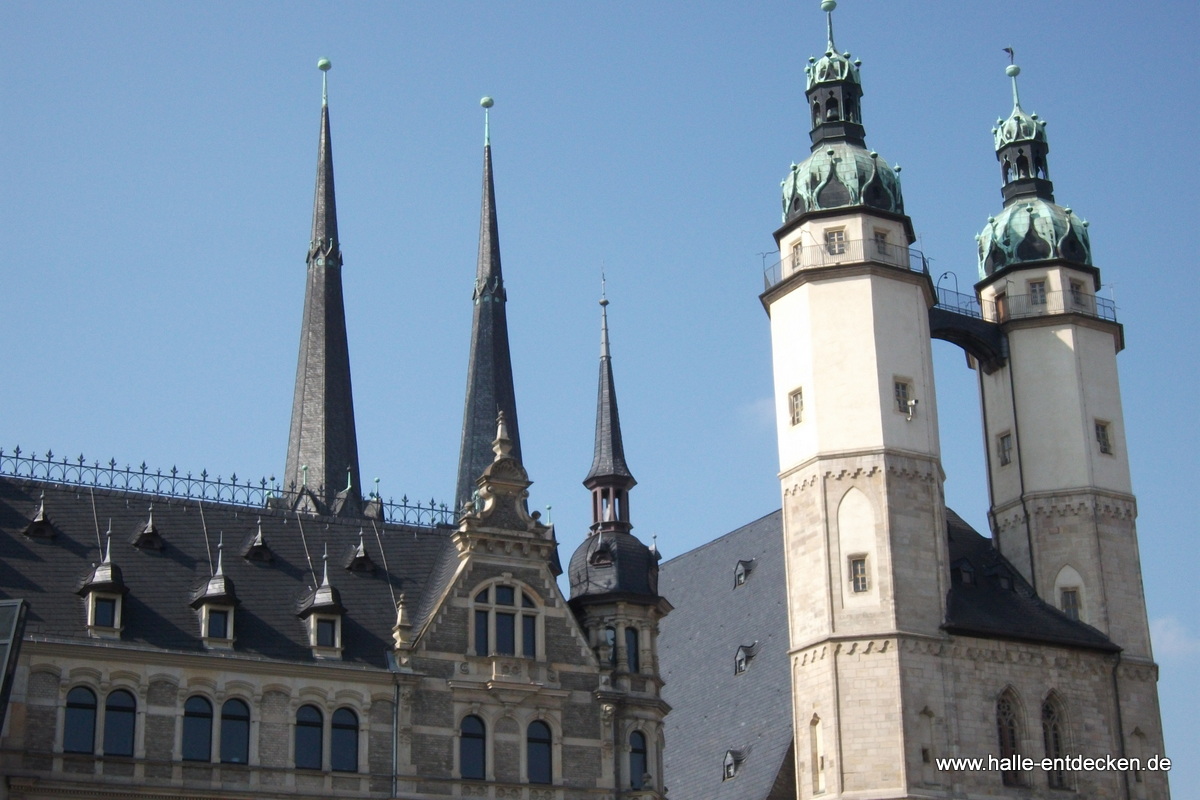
[190,542,237,649]
[297,552,345,659]
[129,504,164,550]
[77,533,127,639]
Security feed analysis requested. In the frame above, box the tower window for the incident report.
[998,432,1013,466]
[1060,589,1080,621]
[824,228,846,256]
[630,731,648,789]
[791,241,803,272]
[625,627,640,673]
[873,230,889,255]
[1070,279,1086,307]
[849,557,868,593]
[1029,280,1047,306]
[1095,421,1113,455]
[893,380,912,414]
[789,388,804,425]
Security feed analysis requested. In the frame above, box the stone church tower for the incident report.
[759,2,1167,797]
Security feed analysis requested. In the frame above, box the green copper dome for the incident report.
[782,142,903,221]
[977,198,1091,277]
[806,49,861,91]
[994,105,1046,152]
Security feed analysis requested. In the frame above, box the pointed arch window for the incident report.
[295,704,323,770]
[182,696,213,761]
[103,689,136,757]
[997,691,1023,786]
[1042,697,1069,789]
[220,698,250,764]
[331,708,359,772]
[630,730,648,789]
[809,715,826,794]
[527,720,552,784]
[63,686,97,754]
[460,715,486,780]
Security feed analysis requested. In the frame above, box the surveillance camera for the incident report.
[907,398,918,407]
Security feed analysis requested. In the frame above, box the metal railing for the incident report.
[0,446,454,527]
[935,286,991,320]
[992,289,1117,323]
[763,238,929,291]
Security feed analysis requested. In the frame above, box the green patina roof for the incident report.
[977,198,1091,278]
[781,142,903,222]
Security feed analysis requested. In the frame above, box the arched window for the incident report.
[220,698,250,764]
[630,731,648,789]
[104,689,136,757]
[625,627,640,673]
[460,715,486,780]
[295,705,323,770]
[473,584,538,658]
[825,95,840,121]
[182,696,213,761]
[1042,697,1069,789]
[996,691,1022,786]
[605,627,617,666]
[809,715,825,793]
[64,687,97,754]
[331,708,358,773]
[527,720,552,784]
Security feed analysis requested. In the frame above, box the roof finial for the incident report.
[481,96,494,146]
[1003,49,1022,109]
[320,543,330,587]
[102,522,113,564]
[318,58,331,106]
[599,279,611,359]
[493,410,513,459]
[822,0,837,52]
[215,534,225,576]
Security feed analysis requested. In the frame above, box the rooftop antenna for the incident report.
[198,500,214,576]
[88,487,103,551]
[295,510,318,587]
[1003,48,1022,109]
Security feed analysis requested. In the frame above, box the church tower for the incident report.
[283,60,363,516]
[974,61,1167,792]
[569,295,669,798]
[764,1,948,793]
[456,98,523,513]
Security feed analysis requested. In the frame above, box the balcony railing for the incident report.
[991,289,1117,323]
[935,286,991,319]
[763,238,929,291]
[0,446,454,527]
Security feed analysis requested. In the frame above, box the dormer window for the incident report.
[297,552,346,660]
[734,559,755,588]
[78,534,126,639]
[952,559,975,586]
[722,747,749,781]
[92,595,119,629]
[191,542,237,649]
[473,583,539,659]
[734,642,758,675]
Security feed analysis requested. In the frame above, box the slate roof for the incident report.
[943,509,1118,652]
[658,511,794,800]
[0,477,451,668]
[658,505,1117,799]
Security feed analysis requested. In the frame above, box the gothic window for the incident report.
[998,432,1014,466]
[295,705,323,770]
[1061,589,1080,621]
[625,626,640,673]
[331,708,359,772]
[103,689,136,757]
[996,690,1022,786]
[473,584,538,658]
[630,731,648,789]
[849,556,869,593]
[789,388,804,425]
[220,698,250,764]
[1095,421,1113,455]
[63,686,97,754]
[1042,696,1069,789]
[527,720,552,784]
[460,715,486,780]
[182,696,213,761]
[812,102,821,128]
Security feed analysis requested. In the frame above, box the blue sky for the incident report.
[3,0,1197,790]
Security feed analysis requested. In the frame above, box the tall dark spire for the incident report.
[455,97,522,512]
[284,59,363,517]
[584,294,636,534]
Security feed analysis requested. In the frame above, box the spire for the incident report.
[803,0,865,149]
[456,97,522,511]
[584,291,636,534]
[284,58,363,517]
[825,0,837,52]
[991,58,1053,204]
